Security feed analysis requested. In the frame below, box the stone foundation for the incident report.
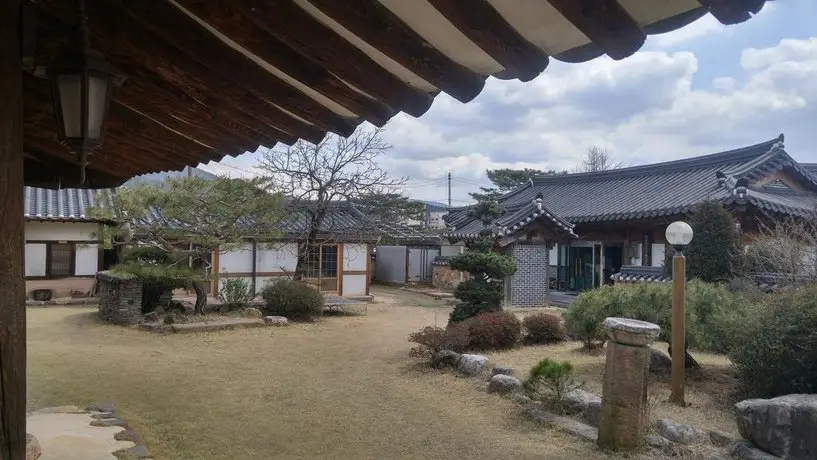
[97,272,143,325]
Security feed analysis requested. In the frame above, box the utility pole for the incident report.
[447,172,452,210]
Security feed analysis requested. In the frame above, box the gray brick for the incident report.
[97,272,143,325]
[506,242,551,308]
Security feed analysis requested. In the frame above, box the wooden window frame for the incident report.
[26,240,97,280]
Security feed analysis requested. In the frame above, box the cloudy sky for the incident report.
[202,1,817,207]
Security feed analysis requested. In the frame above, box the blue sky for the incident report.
[203,2,817,206]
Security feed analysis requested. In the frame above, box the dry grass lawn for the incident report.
[29,287,617,460]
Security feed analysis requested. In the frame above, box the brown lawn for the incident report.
[27,286,728,459]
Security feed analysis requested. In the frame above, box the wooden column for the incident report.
[0,0,27,458]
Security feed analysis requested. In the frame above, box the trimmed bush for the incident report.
[462,311,522,351]
[730,285,817,398]
[217,276,255,310]
[523,358,583,411]
[448,251,516,325]
[564,281,745,353]
[408,325,470,361]
[523,313,566,344]
[260,279,323,321]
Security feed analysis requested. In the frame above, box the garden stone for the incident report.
[649,349,673,374]
[491,365,514,376]
[113,444,151,459]
[654,418,705,445]
[710,429,737,447]
[432,350,460,368]
[240,307,263,318]
[263,315,288,326]
[457,354,488,376]
[26,433,42,460]
[90,417,127,428]
[729,440,783,460]
[87,402,116,413]
[487,374,521,394]
[563,389,602,427]
[735,394,817,460]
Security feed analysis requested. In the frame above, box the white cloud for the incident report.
[648,15,726,49]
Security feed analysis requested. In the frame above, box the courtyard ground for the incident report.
[28,286,726,459]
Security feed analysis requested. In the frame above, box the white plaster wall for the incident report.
[651,244,666,268]
[25,243,46,277]
[440,244,464,257]
[75,244,99,275]
[342,274,367,296]
[219,243,253,274]
[255,275,291,294]
[25,222,99,241]
[549,245,558,265]
[257,243,298,273]
[343,244,368,271]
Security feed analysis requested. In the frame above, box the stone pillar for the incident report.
[597,317,660,451]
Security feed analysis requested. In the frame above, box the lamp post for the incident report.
[665,221,693,406]
[48,0,115,184]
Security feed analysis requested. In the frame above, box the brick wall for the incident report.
[507,242,551,308]
[432,263,466,291]
[97,271,143,325]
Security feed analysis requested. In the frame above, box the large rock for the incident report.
[563,389,602,427]
[735,394,817,460]
[649,349,673,374]
[654,418,705,445]
[457,354,488,376]
[26,433,42,460]
[487,374,521,394]
[491,365,514,376]
[240,307,263,318]
[263,316,288,326]
[432,350,460,368]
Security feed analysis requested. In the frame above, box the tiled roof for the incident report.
[447,135,817,234]
[610,266,670,283]
[447,197,577,241]
[24,187,116,222]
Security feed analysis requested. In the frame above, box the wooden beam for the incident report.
[111,0,359,136]
[0,1,27,458]
[203,0,435,118]
[546,0,646,60]
[32,7,292,152]
[23,151,127,189]
[307,0,486,103]
[428,0,548,82]
[698,0,765,25]
[175,0,396,127]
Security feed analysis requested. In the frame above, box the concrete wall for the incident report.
[375,245,407,284]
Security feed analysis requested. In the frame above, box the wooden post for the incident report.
[670,249,686,406]
[0,1,27,458]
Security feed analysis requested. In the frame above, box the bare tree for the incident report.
[575,145,622,173]
[742,218,817,287]
[256,127,407,279]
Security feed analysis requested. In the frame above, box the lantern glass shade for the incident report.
[49,51,114,151]
[665,221,694,246]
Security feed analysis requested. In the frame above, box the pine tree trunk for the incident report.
[192,281,207,315]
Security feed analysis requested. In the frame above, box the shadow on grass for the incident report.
[58,310,108,328]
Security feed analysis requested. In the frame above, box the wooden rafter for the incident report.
[546,0,645,61]
[225,0,435,118]
[308,0,486,103]
[174,0,396,127]
[428,0,548,82]
[698,0,766,25]
[112,0,358,136]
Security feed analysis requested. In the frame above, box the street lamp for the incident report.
[49,0,116,184]
[665,221,693,406]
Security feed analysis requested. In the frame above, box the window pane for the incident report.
[303,245,321,278]
[49,244,73,277]
[321,245,338,278]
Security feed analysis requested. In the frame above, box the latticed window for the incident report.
[302,244,339,291]
[48,243,74,277]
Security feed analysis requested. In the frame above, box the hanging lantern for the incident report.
[48,0,115,183]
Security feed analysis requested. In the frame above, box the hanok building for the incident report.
[446,135,817,307]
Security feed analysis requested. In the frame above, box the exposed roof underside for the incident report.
[446,135,817,234]
[25,0,769,189]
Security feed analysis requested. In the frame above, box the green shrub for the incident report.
[217,276,255,309]
[260,279,324,321]
[523,313,566,344]
[447,251,516,325]
[523,358,583,411]
[462,311,522,351]
[408,325,470,361]
[730,285,817,398]
[564,281,745,354]
[111,260,198,314]
[448,301,499,325]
